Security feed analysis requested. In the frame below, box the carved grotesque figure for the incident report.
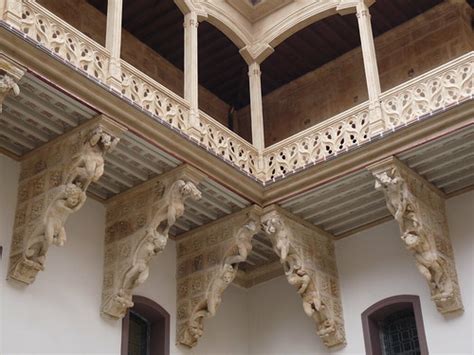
[24,184,86,266]
[263,216,290,261]
[224,219,258,266]
[206,263,237,316]
[66,127,119,190]
[0,73,20,97]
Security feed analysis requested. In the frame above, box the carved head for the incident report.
[0,74,20,96]
[401,232,421,248]
[262,216,281,235]
[64,183,85,207]
[180,181,201,201]
[374,171,403,192]
[222,264,236,284]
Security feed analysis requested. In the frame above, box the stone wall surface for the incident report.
[237,1,474,145]
[37,0,230,125]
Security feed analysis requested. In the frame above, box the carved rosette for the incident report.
[262,207,346,348]
[0,54,25,112]
[7,116,125,285]
[369,157,463,314]
[176,206,262,348]
[101,166,203,319]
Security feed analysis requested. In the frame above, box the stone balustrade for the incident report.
[2,2,472,184]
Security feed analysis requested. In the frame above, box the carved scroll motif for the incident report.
[262,208,346,348]
[370,158,463,314]
[101,167,203,319]
[176,207,261,348]
[0,54,25,112]
[8,118,124,285]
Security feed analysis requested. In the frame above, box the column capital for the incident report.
[183,11,199,29]
[248,62,261,77]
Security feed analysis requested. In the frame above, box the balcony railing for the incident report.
[2,1,472,184]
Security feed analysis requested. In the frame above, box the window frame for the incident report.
[361,295,429,355]
[121,295,170,355]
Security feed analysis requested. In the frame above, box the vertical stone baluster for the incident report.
[105,0,123,91]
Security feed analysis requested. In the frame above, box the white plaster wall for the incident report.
[246,191,474,355]
[0,154,250,355]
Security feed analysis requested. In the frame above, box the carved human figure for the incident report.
[66,127,119,190]
[206,263,237,316]
[0,73,20,97]
[224,220,258,266]
[154,180,201,236]
[24,183,86,266]
[263,216,290,261]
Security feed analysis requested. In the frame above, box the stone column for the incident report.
[183,11,201,140]
[369,157,463,314]
[7,116,126,285]
[101,165,203,319]
[106,0,123,91]
[0,53,25,112]
[356,1,384,135]
[1,0,23,30]
[248,62,265,152]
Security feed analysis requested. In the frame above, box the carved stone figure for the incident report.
[101,176,202,319]
[263,216,290,261]
[66,127,119,190]
[371,159,463,313]
[224,219,258,266]
[0,73,20,96]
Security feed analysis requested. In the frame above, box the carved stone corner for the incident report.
[0,53,26,112]
[101,166,204,319]
[7,116,125,285]
[176,206,262,348]
[261,206,346,348]
[368,157,463,314]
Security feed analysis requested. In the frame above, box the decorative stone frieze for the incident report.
[262,206,346,348]
[7,116,125,285]
[369,157,463,314]
[176,206,262,348]
[101,165,204,319]
[0,54,25,112]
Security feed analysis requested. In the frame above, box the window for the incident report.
[121,296,170,355]
[362,295,428,355]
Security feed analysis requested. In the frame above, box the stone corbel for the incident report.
[176,206,262,348]
[262,206,346,348]
[101,165,204,319]
[369,157,463,314]
[7,116,126,285]
[0,54,25,112]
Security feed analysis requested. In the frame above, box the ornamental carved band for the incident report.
[176,206,262,348]
[0,53,25,112]
[8,116,124,285]
[369,157,463,314]
[262,207,346,348]
[101,166,203,319]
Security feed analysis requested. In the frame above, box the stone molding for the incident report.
[368,157,463,314]
[0,53,25,112]
[101,165,204,319]
[176,206,262,348]
[261,206,346,348]
[7,116,125,285]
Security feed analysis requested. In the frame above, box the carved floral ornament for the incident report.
[101,166,204,319]
[8,116,125,285]
[369,157,463,314]
[175,205,346,349]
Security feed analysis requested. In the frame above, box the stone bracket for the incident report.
[7,115,126,285]
[368,156,463,314]
[261,205,346,348]
[176,205,262,348]
[101,165,204,320]
[0,52,26,112]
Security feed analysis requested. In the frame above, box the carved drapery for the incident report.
[0,53,25,112]
[101,166,203,319]
[176,206,262,348]
[262,207,346,348]
[369,157,463,314]
[7,116,125,285]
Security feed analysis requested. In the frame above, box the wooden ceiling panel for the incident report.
[88,0,449,110]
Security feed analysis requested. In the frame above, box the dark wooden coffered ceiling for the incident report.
[88,0,450,109]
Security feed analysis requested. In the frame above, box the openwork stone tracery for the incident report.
[176,206,262,348]
[8,116,124,285]
[101,165,203,319]
[262,206,346,348]
[369,157,463,314]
